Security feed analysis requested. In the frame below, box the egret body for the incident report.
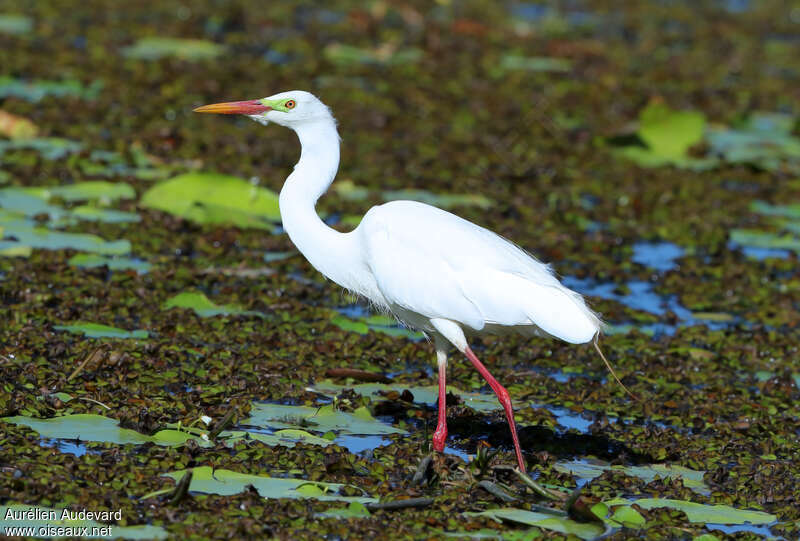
[195,91,603,472]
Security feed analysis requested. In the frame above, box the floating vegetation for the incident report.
[555,458,709,495]
[140,172,281,229]
[69,205,140,223]
[497,54,572,73]
[323,43,422,66]
[68,253,151,273]
[3,414,195,446]
[0,77,102,102]
[0,13,33,35]
[382,189,493,209]
[243,403,406,437]
[164,467,377,503]
[0,137,83,159]
[121,37,226,61]
[468,508,604,540]
[52,322,148,339]
[0,226,131,255]
[330,308,421,339]
[163,291,265,318]
[730,199,800,256]
[613,102,713,169]
[310,380,502,413]
[604,497,776,526]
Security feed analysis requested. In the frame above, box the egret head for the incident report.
[194,90,333,129]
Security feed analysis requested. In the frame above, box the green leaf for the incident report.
[163,291,264,318]
[638,103,705,158]
[310,380,502,413]
[0,227,130,255]
[221,428,334,448]
[324,43,422,66]
[68,253,151,273]
[381,189,493,209]
[499,55,572,72]
[468,508,604,540]
[2,414,185,446]
[71,205,141,223]
[48,181,135,202]
[243,403,406,436]
[633,498,776,525]
[609,506,646,528]
[53,322,148,339]
[317,501,371,519]
[122,37,226,61]
[0,14,33,35]
[0,504,168,540]
[330,315,369,334]
[140,172,280,229]
[164,466,376,503]
[730,229,800,253]
[0,78,102,103]
[555,459,709,495]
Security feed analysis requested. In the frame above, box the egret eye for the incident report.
[285,100,296,110]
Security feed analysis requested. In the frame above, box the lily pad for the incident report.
[630,498,776,525]
[324,43,422,66]
[243,403,406,436]
[0,226,131,255]
[730,229,800,253]
[708,112,800,172]
[468,508,604,540]
[140,172,281,229]
[222,429,333,448]
[163,291,264,318]
[317,501,371,519]
[122,37,226,61]
[499,55,572,72]
[310,380,502,413]
[53,322,148,339]
[70,205,141,223]
[382,189,493,209]
[555,459,709,495]
[0,504,168,540]
[0,14,33,35]
[0,137,83,159]
[615,103,714,169]
[48,181,136,203]
[2,414,194,446]
[68,253,151,273]
[639,103,705,159]
[0,77,102,103]
[165,466,376,503]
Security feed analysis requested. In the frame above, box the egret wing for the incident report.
[358,201,599,343]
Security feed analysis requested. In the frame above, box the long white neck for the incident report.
[279,118,363,293]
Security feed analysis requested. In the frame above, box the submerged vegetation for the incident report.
[0,0,798,539]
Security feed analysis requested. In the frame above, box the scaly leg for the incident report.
[464,346,526,473]
[432,340,448,453]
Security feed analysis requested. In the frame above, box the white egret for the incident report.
[195,91,628,473]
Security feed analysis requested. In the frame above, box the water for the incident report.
[705,523,777,538]
[631,241,684,272]
[562,276,734,336]
[41,438,90,457]
[532,403,595,433]
[335,434,388,454]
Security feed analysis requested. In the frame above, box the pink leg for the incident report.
[432,354,448,453]
[464,346,526,473]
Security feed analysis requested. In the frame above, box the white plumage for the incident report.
[195,90,603,473]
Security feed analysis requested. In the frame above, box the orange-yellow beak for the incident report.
[193,99,271,115]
